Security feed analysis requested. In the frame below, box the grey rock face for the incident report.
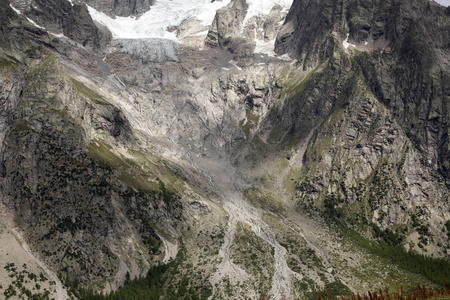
[0,0,47,52]
[19,0,111,48]
[275,0,450,179]
[261,4,284,41]
[0,45,184,287]
[276,0,449,65]
[255,0,450,252]
[205,0,249,48]
[80,0,153,17]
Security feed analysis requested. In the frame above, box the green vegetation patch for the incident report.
[87,139,160,194]
[0,54,20,70]
[11,119,32,132]
[2,263,53,300]
[241,109,261,138]
[343,226,450,286]
[230,222,274,296]
[71,78,111,105]
[315,280,353,299]
[68,243,212,300]
[243,187,283,214]
[278,59,329,100]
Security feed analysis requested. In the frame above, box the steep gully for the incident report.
[186,148,335,299]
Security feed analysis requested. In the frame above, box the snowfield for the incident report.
[88,0,293,40]
[433,0,450,6]
[87,0,232,40]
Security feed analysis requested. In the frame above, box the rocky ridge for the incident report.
[80,0,154,17]
[264,0,450,253]
[9,0,111,48]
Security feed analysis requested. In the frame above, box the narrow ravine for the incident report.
[156,232,178,263]
[185,150,291,299]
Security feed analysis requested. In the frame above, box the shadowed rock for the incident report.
[80,0,154,17]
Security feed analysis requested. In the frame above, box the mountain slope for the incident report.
[0,0,450,299]
[254,0,450,253]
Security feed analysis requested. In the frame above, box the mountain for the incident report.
[0,0,449,299]
[271,0,450,247]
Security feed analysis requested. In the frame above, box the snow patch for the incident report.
[228,60,242,71]
[25,17,46,30]
[50,32,67,39]
[278,53,293,61]
[432,0,450,7]
[10,4,48,31]
[244,0,293,57]
[9,4,22,15]
[343,33,356,49]
[88,0,293,44]
[254,39,277,56]
[242,0,293,28]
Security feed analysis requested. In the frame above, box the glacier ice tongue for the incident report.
[111,38,180,63]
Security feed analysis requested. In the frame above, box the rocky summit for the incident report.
[0,0,449,299]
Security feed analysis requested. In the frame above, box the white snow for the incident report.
[87,0,295,57]
[88,0,293,43]
[254,39,277,56]
[9,4,22,15]
[343,33,356,49]
[228,60,242,71]
[26,17,46,30]
[10,4,48,31]
[10,4,73,40]
[242,0,292,28]
[432,0,450,7]
[278,53,293,61]
[50,32,66,38]
[243,0,292,55]
[88,0,232,40]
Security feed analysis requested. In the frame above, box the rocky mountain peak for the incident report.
[206,0,249,48]
[275,0,450,65]
[8,0,112,48]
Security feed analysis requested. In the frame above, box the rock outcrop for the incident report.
[15,0,111,48]
[80,0,153,17]
[0,0,48,52]
[205,0,249,49]
[253,0,450,253]
[275,0,450,179]
[0,10,184,287]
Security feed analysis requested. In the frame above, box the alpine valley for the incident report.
[0,0,449,299]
